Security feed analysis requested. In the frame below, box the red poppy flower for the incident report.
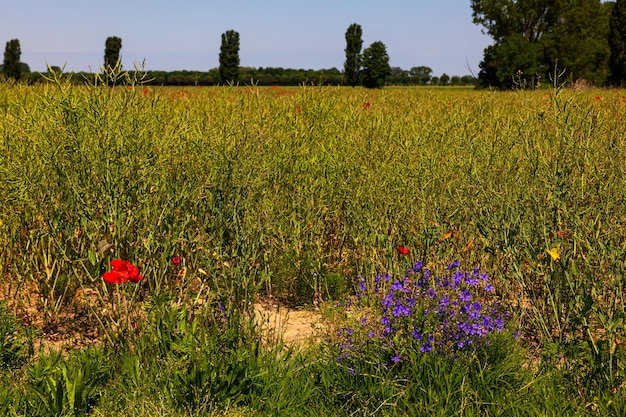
[102,259,142,284]
[397,246,409,255]
[171,256,181,266]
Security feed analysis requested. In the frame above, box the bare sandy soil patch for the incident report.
[253,300,323,345]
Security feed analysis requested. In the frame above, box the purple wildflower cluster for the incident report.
[335,261,507,369]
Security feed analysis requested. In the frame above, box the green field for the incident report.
[0,74,625,415]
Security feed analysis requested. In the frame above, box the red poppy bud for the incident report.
[171,256,181,266]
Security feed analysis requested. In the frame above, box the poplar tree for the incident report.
[219,30,240,84]
[609,0,626,85]
[104,36,123,71]
[343,23,363,87]
[3,39,22,81]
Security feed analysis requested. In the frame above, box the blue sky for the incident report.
[2,0,492,76]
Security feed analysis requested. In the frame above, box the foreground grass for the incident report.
[1,298,623,416]
[0,75,625,415]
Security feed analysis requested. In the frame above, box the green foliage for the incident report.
[25,348,111,417]
[471,0,561,43]
[315,332,541,416]
[18,66,472,87]
[3,39,22,81]
[104,36,122,83]
[541,0,611,86]
[219,30,240,84]
[409,66,433,85]
[472,0,612,88]
[479,34,544,89]
[343,23,363,87]
[0,301,32,370]
[361,41,391,88]
[609,0,626,86]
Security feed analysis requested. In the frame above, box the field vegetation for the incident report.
[0,70,625,415]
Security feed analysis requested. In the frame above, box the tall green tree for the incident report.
[409,66,432,85]
[471,0,611,88]
[343,23,363,87]
[478,34,544,88]
[361,41,391,89]
[542,0,611,85]
[3,39,22,81]
[219,30,240,84]
[471,0,563,44]
[609,0,626,85]
[471,0,559,88]
[104,36,122,71]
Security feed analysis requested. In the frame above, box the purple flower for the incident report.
[494,316,505,331]
[358,277,366,292]
[336,353,349,362]
[412,328,422,340]
[465,274,479,286]
[424,287,437,298]
[393,303,412,317]
[333,260,510,367]
[391,280,403,291]
[447,260,460,270]
[440,296,450,307]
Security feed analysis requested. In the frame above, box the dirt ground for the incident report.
[1,278,323,355]
[253,301,323,345]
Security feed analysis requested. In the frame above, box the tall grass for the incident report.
[0,71,625,414]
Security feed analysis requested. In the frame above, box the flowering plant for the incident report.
[98,259,142,345]
[102,259,142,284]
[335,260,509,372]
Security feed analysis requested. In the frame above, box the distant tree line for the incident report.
[471,0,626,88]
[5,0,626,89]
[13,66,474,87]
[2,27,476,87]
